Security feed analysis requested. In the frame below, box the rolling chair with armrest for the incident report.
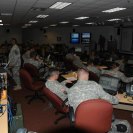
[23,63,40,80]
[70,99,113,133]
[43,87,69,124]
[24,63,45,80]
[20,69,45,104]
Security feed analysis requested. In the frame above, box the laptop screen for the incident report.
[99,75,120,91]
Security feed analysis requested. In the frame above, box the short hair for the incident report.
[11,38,17,44]
[78,67,89,73]
[44,67,59,80]
[30,51,37,58]
[112,62,120,69]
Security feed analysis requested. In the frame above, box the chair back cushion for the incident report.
[20,69,33,90]
[24,63,39,77]
[75,99,113,133]
[43,87,69,113]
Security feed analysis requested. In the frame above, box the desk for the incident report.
[62,72,77,80]
[0,92,8,133]
[0,71,8,133]
[113,93,133,111]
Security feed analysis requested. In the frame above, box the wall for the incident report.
[22,26,120,51]
[0,27,22,44]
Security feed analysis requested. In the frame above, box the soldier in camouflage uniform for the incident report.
[101,63,133,83]
[8,38,21,90]
[45,68,72,103]
[68,67,132,133]
[25,51,43,69]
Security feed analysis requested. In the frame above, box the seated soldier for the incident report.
[87,60,101,77]
[25,51,44,69]
[102,63,133,83]
[45,68,73,103]
[68,67,132,133]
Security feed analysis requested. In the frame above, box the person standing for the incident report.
[8,38,21,90]
[98,35,106,52]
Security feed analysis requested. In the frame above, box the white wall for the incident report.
[22,26,120,50]
[0,27,22,44]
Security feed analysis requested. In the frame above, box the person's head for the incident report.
[87,60,94,66]
[11,38,17,45]
[30,51,37,59]
[111,62,120,70]
[77,67,89,80]
[45,68,60,81]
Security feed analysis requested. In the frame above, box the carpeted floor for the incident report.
[10,88,133,133]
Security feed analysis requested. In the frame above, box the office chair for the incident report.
[23,63,40,80]
[20,69,45,104]
[70,99,113,133]
[43,87,69,124]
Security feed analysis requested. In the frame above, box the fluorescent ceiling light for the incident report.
[86,22,95,25]
[49,2,71,9]
[102,7,126,13]
[36,15,49,18]
[75,17,89,20]
[73,25,79,27]
[50,24,57,26]
[0,24,3,26]
[60,21,69,24]
[107,18,122,21]
[0,20,2,22]
[29,20,38,23]
[1,13,12,16]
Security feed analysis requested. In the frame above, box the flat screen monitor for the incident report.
[75,47,82,52]
[81,32,91,44]
[99,75,120,92]
[70,33,80,44]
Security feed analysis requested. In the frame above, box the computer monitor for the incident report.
[70,33,80,44]
[126,83,133,96]
[99,75,120,95]
[75,47,82,52]
[81,32,91,44]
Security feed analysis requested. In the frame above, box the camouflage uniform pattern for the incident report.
[102,70,133,83]
[45,80,69,101]
[87,66,101,77]
[26,59,42,69]
[68,80,131,133]
[8,44,21,86]
[68,80,119,112]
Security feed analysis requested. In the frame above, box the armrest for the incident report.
[62,98,68,108]
[69,106,75,124]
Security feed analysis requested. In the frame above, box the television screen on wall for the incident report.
[81,32,91,44]
[70,33,80,44]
